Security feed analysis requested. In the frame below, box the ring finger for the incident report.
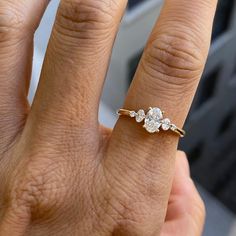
[106,0,217,230]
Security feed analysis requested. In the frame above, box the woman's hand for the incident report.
[0,0,216,235]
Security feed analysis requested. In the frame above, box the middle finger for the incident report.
[29,0,127,135]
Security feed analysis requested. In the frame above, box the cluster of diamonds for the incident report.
[130,107,176,133]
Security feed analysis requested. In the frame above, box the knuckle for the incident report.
[7,154,73,218]
[187,180,206,221]
[0,4,25,41]
[55,0,120,40]
[142,33,205,88]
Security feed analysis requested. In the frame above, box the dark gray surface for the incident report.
[198,186,235,236]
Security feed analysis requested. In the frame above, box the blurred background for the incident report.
[32,0,236,235]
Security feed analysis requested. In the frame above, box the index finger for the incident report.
[105,0,217,230]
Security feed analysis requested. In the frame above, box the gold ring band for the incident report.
[117,107,185,138]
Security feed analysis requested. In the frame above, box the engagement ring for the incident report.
[118,107,185,138]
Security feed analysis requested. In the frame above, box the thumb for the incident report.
[163,151,205,236]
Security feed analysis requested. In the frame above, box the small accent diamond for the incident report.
[170,124,177,131]
[135,109,145,123]
[162,118,171,131]
[130,111,136,118]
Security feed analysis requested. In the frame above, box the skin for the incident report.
[0,0,217,235]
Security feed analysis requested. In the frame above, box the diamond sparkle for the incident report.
[144,107,163,133]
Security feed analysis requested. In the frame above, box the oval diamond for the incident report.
[135,109,145,123]
[144,107,162,133]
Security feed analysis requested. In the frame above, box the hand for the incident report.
[0,0,216,235]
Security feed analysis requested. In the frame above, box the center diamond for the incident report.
[143,107,163,133]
